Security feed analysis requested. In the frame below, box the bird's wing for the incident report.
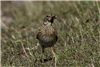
[36,26,45,39]
[52,28,58,41]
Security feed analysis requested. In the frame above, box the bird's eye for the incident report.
[46,15,49,17]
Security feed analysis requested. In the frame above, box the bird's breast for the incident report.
[39,36,56,47]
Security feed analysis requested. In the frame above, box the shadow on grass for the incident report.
[34,57,53,63]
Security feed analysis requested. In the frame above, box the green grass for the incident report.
[1,1,100,67]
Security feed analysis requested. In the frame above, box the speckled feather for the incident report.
[36,14,58,48]
[37,24,58,47]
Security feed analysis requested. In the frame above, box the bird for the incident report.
[36,14,58,64]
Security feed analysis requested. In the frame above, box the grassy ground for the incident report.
[1,1,100,67]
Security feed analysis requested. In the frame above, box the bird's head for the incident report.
[44,14,57,24]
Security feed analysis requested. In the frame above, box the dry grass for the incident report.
[1,1,100,67]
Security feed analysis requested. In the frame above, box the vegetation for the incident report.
[1,1,100,67]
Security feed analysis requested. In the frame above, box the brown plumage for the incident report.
[36,14,58,64]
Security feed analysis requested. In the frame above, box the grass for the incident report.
[1,1,100,67]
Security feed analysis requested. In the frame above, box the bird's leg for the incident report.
[42,52,45,64]
[42,47,45,64]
